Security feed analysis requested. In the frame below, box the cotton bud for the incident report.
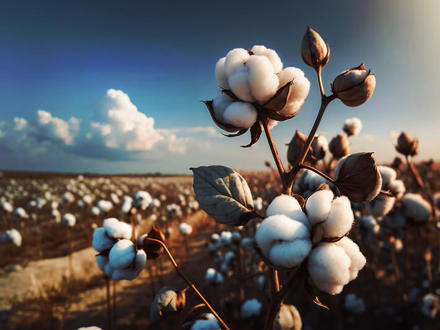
[331,64,376,107]
[401,193,432,222]
[62,213,76,227]
[287,130,315,166]
[301,26,330,70]
[334,153,382,202]
[241,299,262,319]
[344,293,366,314]
[311,135,328,160]
[395,132,418,156]
[150,287,186,321]
[329,133,349,159]
[343,117,362,137]
[274,304,302,330]
[139,226,165,259]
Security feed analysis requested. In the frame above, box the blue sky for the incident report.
[0,0,439,173]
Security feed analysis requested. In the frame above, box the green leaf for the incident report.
[191,165,256,226]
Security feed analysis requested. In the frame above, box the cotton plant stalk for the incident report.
[194,26,380,330]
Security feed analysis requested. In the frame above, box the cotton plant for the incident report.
[190,26,380,329]
[92,217,146,280]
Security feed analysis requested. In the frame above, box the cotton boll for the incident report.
[421,293,439,319]
[378,166,397,188]
[109,239,136,269]
[366,194,395,218]
[308,243,351,295]
[255,214,311,268]
[253,196,263,211]
[62,213,76,227]
[220,231,232,246]
[133,191,152,210]
[321,196,354,238]
[91,206,100,217]
[343,117,363,137]
[215,57,229,89]
[103,218,132,240]
[179,222,193,235]
[334,237,366,281]
[96,255,108,272]
[241,299,262,318]
[206,268,224,285]
[358,215,380,233]
[150,287,179,321]
[92,228,114,252]
[1,229,22,247]
[278,100,304,117]
[251,45,283,73]
[223,102,258,129]
[246,55,279,103]
[401,193,432,222]
[305,190,334,226]
[224,48,250,76]
[277,67,310,103]
[389,180,405,199]
[274,304,302,330]
[269,239,312,268]
[228,66,254,102]
[112,250,146,280]
[304,170,329,191]
[266,194,310,228]
[191,318,219,330]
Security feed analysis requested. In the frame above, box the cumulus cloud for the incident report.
[0,89,217,162]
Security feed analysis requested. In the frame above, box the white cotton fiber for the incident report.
[215,57,229,89]
[389,180,405,199]
[1,229,22,247]
[224,48,250,76]
[223,102,258,129]
[92,228,114,252]
[103,218,132,240]
[96,255,108,272]
[343,117,362,136]
[367,194,395,218]
[401,193,432,222]
[305,190,334,226]
[228,66,254,102]
[334,237,366,280]
[269,239,312,268]
[212,93,233,123]
[321,196,354,238]
[251,45,283,73]
[191,318,219,330]
[277,67,310,103]
[246,55,279,103]
[241,299,262,318]
[112,249,146,280]
[255,214,311,267]
[278,101,304,118]
[109,239,136,269]
[266,194,309,228]
[378,166,397,188]
[62,213,76,227]
[307,243,351,295]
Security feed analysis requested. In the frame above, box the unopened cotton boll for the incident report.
[179,222,192,235]
[103,218,132,240]
[255,214,311,268]
[401,193,432,222]
[343,117,362,137]
[307,243,351,295]
[222,102,258,129]
[241,299,262,319]
[62,213,76,227]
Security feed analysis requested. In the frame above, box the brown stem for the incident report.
[263,267,304,330]
[106,278,112,330]
[262,118,285,183]
[145,238,230,330]
[299,163,336,185]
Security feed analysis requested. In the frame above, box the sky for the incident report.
[0,0,439,174]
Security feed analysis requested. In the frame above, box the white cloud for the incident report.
[13,117,27,131]
[33,110,80,145]
[87,89,163,152]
